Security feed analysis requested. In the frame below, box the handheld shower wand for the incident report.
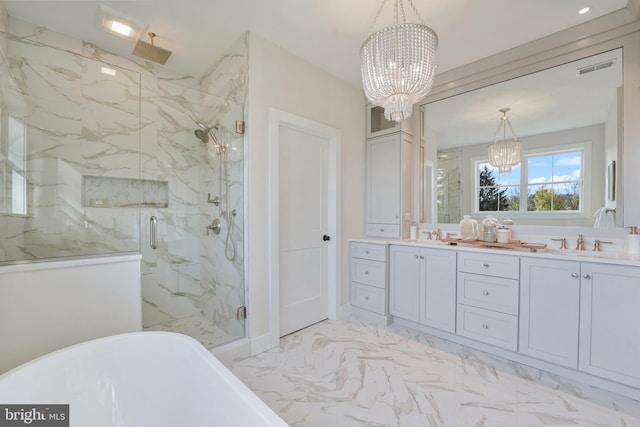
[194,121,218,144]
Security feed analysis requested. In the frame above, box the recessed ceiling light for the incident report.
[110,21,132,37]
[578,6,592,15]
[101,67,116,76]
[96,4,147,41]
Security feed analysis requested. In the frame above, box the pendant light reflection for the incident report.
[487,108,522,174]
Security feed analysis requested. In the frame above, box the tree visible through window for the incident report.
[477,148,584,214]
[478,165,510,211]
[526,151,582,212]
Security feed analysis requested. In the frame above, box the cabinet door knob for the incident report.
[364,296,370,301]
[483,263,489,268]
[415,255,419,259]
[482,323,489,330]
[364,271,369,275]
[571,272,579,278]
[380,228,384,232]
[419,255,424,259]
[583,274,591,280]
[365,250,370,254]
[482,290,489,296]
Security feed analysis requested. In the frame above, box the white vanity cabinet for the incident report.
[519,258,581,368]
[456,252,519,351]
[579,262,640,389]
[389,245,457,332]
[365,132,412,239]
[350,241,390,324]
[358,238,640,398]
[389,245,420,322]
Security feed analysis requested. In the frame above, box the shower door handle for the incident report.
[150,216,158,250]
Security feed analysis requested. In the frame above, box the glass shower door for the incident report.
[140,78,245,349]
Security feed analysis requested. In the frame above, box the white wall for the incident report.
[0,255,142,373]
[246,33,365,352]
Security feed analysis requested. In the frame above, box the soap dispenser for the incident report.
[459,215,478,241]
[626,226,640,255]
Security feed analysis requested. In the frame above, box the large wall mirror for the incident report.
[422,48,622,227]
[418,13,640,228]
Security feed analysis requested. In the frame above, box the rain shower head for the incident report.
[194,121,218,144]
[132,32,172,65]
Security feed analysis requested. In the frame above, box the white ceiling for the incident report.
[426,49,624,149]
[1,0,631,89]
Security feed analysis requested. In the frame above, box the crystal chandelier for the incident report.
[360,0,438,122]
[488,108,522,174]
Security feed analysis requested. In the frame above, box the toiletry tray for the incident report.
[441,238,547,253]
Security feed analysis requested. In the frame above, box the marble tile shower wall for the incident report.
[1,17,248,347]
[198,34,248,341]
[1,32,141,260]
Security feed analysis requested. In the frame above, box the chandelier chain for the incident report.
[490,110,520,143]
[506,119,519,140]
[367,0,390,35]
[367,0,424,35]
[406,0,424,25]
[396,0,406,25]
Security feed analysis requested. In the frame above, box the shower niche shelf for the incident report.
[82,175,169,208]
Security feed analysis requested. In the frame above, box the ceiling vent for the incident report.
[577,59,616,76]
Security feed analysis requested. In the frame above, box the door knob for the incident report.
[323,235,331,241]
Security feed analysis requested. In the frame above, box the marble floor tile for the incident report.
[228,319,640,427]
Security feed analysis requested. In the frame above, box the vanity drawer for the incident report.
[351,258,386,288]
[351,242,386,262]
[351,283,386,314]
[457,272,519,315]
[457,252,519,279]
[366,223,400,238]
[456,304,518,351]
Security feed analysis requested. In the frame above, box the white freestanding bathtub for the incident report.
[0,332,288,427]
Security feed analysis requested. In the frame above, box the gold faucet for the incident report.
[592,239,613,252]
[576,234,585,251]
[551,237,568,249]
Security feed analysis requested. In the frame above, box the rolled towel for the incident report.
[593,207,615,228]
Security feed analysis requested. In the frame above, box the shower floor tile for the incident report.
[228,319,640,427]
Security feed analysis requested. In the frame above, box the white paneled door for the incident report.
[277,118,334,337]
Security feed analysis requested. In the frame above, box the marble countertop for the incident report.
[350,237,640,267]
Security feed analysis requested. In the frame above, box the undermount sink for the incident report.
[544,248,621,259]
[415,239,448,245]
[577,251,622,259]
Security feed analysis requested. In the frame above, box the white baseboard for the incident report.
[337,303,351,320]
[250,332,278,356]
[350,306,392,326]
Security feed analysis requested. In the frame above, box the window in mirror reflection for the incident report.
[476,146,585,215]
